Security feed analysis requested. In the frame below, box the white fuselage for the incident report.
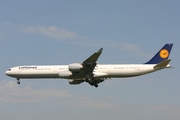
[5,64,166,80]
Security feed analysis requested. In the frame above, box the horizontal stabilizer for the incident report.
[154,59,171,69]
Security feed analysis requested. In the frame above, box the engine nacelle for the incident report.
[59,71,72,77]
[68,80,84,85]
[68,63,83,72]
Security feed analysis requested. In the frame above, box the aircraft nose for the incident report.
[5,69,11,75]
[5,71,9,75]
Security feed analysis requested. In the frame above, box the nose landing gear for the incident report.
[16,78,20,84]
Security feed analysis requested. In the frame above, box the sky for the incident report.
[0,0,180,120]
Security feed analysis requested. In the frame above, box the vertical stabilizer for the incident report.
[145,44,173,64]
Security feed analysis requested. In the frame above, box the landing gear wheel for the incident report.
[94,84,98,88]
[16,81,20,84]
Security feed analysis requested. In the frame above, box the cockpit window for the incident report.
[8,69,11,71]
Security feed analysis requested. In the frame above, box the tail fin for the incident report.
[145,44,173,64]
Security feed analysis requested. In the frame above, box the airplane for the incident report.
[5,44,173,87]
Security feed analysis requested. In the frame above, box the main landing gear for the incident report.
[85,79,98,88]
[89,82,98,88]
[94,84,98,88]
[16,78,20,84]
[85,75,98,88]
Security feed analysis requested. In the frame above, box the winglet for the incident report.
[154,59,171,69]
[145,44,173,64]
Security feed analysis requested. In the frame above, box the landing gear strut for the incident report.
[85,75,98,88]
[16,78,20,84]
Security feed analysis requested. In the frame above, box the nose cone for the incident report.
[5,71,9,75]
[5,69,12,76]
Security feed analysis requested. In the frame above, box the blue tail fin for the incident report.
[145,44,173,64]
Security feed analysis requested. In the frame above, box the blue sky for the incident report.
[0,0,180,120]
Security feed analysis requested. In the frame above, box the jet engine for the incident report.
[59,71,72,77]
[68,80,84,85]
[68,63,83,72]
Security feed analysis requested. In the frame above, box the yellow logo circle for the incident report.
[160,49,169,59]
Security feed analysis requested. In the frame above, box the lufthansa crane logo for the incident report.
[159,49,169,59]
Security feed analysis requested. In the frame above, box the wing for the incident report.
[70,48,103,79]
[68,48,103,87]
[77,48,103,76]
[83,48,103,64]
[82,48,103,78]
